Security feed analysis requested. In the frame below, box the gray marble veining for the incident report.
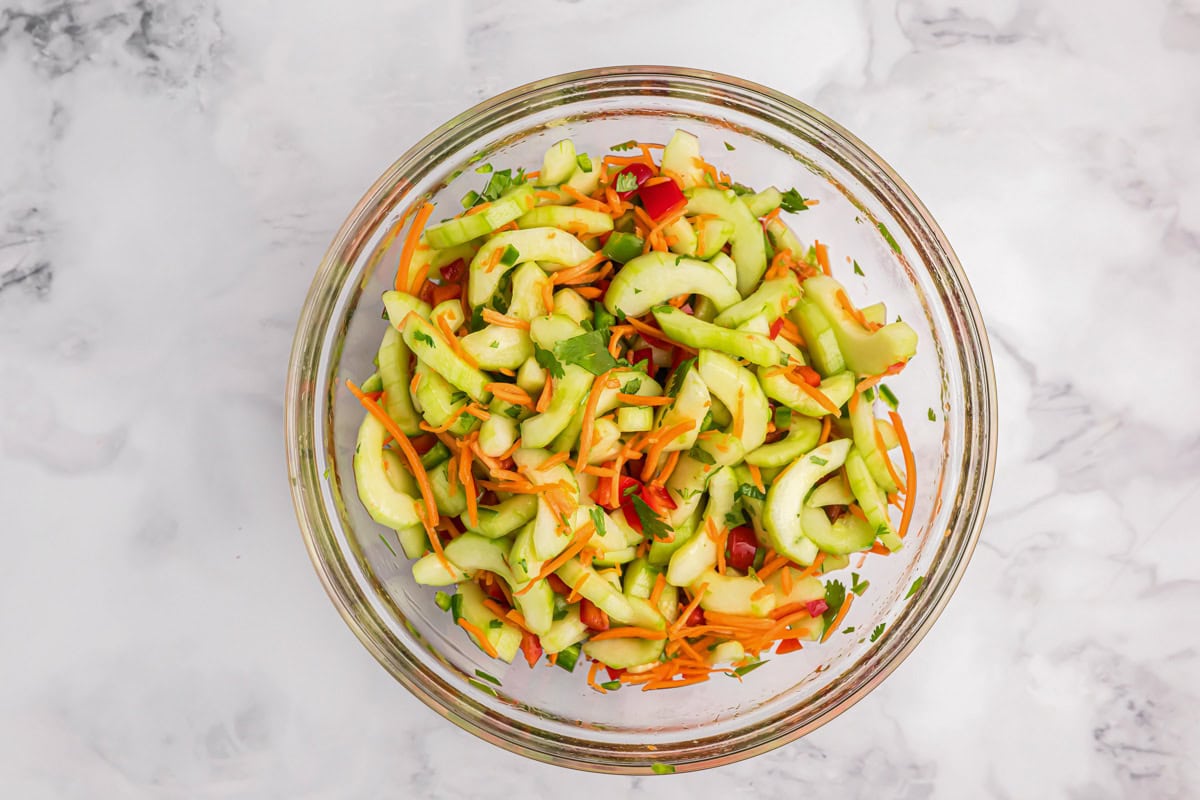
[2,0,1198,797]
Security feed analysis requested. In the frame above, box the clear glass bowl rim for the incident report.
[284,65,998,773]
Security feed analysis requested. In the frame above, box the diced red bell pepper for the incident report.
[641,484,677,515]
[519,630,543,668]
[725,526,759,571]
[768,318,785,340]
[590,473,641,510]
[796,365,822,387]
[417,280,436,304]
[631,347,653,369]
[775,638,804,655]
[638,178,687,221]
[546,575,571,595]
[613,163,654,199]
[621,500,642,533]
[805,599,829,617]
[482,577,509,604]
[579,598,610,631]
[605,666,625,681]
[685,605,705,626]
[439,258,466,283]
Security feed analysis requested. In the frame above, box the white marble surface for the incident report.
[2,0,1198,796]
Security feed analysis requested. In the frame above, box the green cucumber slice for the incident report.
[653,305,781,367]
[353,413,421,529]
[603,252,740,317]
[518,205,614,236]
[802,275,918,376]
[684,187,767,296]
[697,350,771,452]
[763,439,853,563]
[426,184,536,249]
[468,228,593,308]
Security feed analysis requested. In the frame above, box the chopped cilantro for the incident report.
[879,384,899,409]
[622,377,642,395]
[475,163,493,174]
[842,627,856,634]
[928,408,937,421]
[870,623,886,643]
[589,506,607,538]
[724,141,736,151]
[905,576,925,599]
[822,580,846,629]
[614,171,639,193]
[810,455,828,466]
[552,595,569,621]
[651,763,676,775]
[467,678,498,696]
[499,244,521,267]
[734,483,766,502]
[555,330,618,376]
[479,168,516,203]
[412,329,436,348]
[488,619,503,629]
[724,510,744,527]
[877,222,902,254]
[850,572,870,596]
[449,390,468,404]
[322,465,331,480]
[699,409,716,432]
[631,495,673,541]
[378,533,397,557]
[470,305,486,331]
[576,153,592,172]
[474,669,502,685]
[623,483,640,498]
[688,444,716,465]
[732,660,768,677]
[533,345,564,379]
[600,680,621,691]
[610,140,637,152]
[504,405,522,419]
[730,181,755,196]
[779,188,811,213]
[853,259,864,276]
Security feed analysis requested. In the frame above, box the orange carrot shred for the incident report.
[457,617,498,658]
[820,593,853,642]
[395,202,435,292]
[890,410,917,540]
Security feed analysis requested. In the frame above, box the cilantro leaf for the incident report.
[822,580,846,629]
[610,140,637,152]
[928,408,937,421]
[504,405,522,419]
[850,572,870,596]
[533,345,564,379]
[600,680,621,691]
[622,377,642,395]
[474,669,501,686]
[843,627,856,634]
[630,495,673,541]
[870,623,885,643]
[554,330,618,376]
[780,188,811,213]
[730,181,755,196]
[810,455,828,466]
[614,171,638,193]
[905,576,924,599]
[589,506,607,539]
[732,660,768,677]
[475,163,493,174]
[879,384,899,409]
[413,330,436,348]
[877,222,902,254]
[853,259,865,276]
[734,483,766,502]
[724,510,744,527]
[724,141,736,151]
[688,444,715,465]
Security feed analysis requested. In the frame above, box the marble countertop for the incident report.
[3,0,1198,797]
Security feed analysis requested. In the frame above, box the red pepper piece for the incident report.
[519,630,542,667]
[638,177,687,221]
[613,163,654,199]
[725,526,759,571]
[768,318,785,340]
[580,598,610,631]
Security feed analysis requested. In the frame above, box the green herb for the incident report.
[622,377,642,395]
[614,171,639,193]
[676,487,702,501]
[779,188,811,213]
[467,678,498,696]
[413,330,436,348]
[623,482,641,498]
[905,576,925,599]
[378,533,397,556]
[877,222,902,254]
[552,594,569,621]
[810,455,828,466]
[322,465,331,480]
[475,163,493,174]
[842,627,856,634]
[734,483,766,502]
[492,268,514,313]
[479,168,516,203]
[589,506,607,539]
[467,153,483,164]
[435,591,453,612]
[853,260,864,276]
[870,623,886,643]
[555,330,618,375]
[724,510,744,527]
[699,409,716,432]
[499,244,521,267]
[576,153,592,172]
[822,580,846,629]
[724,141,736,151]
[631,495,673,541]
[449,390,468,404]
[610,140,637,152]
[600,680,622,691]
[651,763,676,775]
[533,345,565,379]
[863,387,875,403]
[665,358,697,397]
[730,181,755,196]
[879,384,899,409]
[474,669,501,686]
[488,619,503,629]
[505,405,522,419]
[850,572,870,596]
[688,444,716,465]
[732,660,768,677]
[928,408,937,421]
[486,340,499,349]
[460,190,479,209]
[470,305,486,331]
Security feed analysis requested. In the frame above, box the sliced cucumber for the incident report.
[743,186,782,218]
[401,313,492,403]
[844,447,902,551]
[468,228,593,308]
[382,290,432,326]
[520,365,594,448]
[377,326,421,435]
[622,558,661,599]
[759,369,856,418]
[477,412,518,458]
[657,365,710,453]
[518,205,613,236]
[507,262,551,321]
[456,581,522,662]
[661,129,705,188]
[664,216,698,256]
[464,494,537,538]
[413,362,478,437]
[765,217,806,262]
[802,275,918,376]
[744,416,821,467]
[763,439,853,563]
[583,637,665,670]
[616,405,653,432]
[712,274,802,328]
[460,324,533,371]
[540,605,590,654]
[425,184,536,249]
[790,296,846,377]
[551,288,593,325]
[666,468,736,587]
[428,460,467,516]
[653,305,781,367]
[692,568,776,617]
[684,187,767,296]
[537,139,577,186]
[698,350,771,452]
[694,218,734,260]
[554,558,665,630]
[603,252,740,318]
[801,503,877,554]
[849,389,900,494]
[353,413,421,529]
[808,474,854,507]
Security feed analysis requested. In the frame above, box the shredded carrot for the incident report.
[847,504,869,522]
[651,449,681,486]
[818,416,832,446]
[482,598,511,621]
[644,675,709,691]
[575,369,618,470]
[814,241,831,277]
[715,525,729,574]
[419,404,469,434]
[538,451,571,470]
[640,420,695,482]
[648,572,667,607]
[757,553,789,580]
[457,617,499,658]
[889,410,917,540]
[796,552,826,579]
[486,382,535,408]
[751,585,774,601]
[515,520,596,592]
[785,371,841,416]
[464,201,493,217]
[869,542,892,555]
[535,189,562,202]
[587,660,607,693]
[670,584,709,635]
[781,565,793,595]
[732,386,746,438]
[563,185,607,211]
[873,422,905,489]
[820,594,854,642]
[395,202,435,292]
[505,609,531,632]
[541,278,555,313]
[587,626,668,642]
[535,377,554,413]
[481,308,532,330]
[346,380,439,528]
[463,403,491,421]
[747,464,765,493]
[567,572,589,603]
[574,286,603,299]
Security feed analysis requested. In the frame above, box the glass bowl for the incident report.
[284,66,997,774]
